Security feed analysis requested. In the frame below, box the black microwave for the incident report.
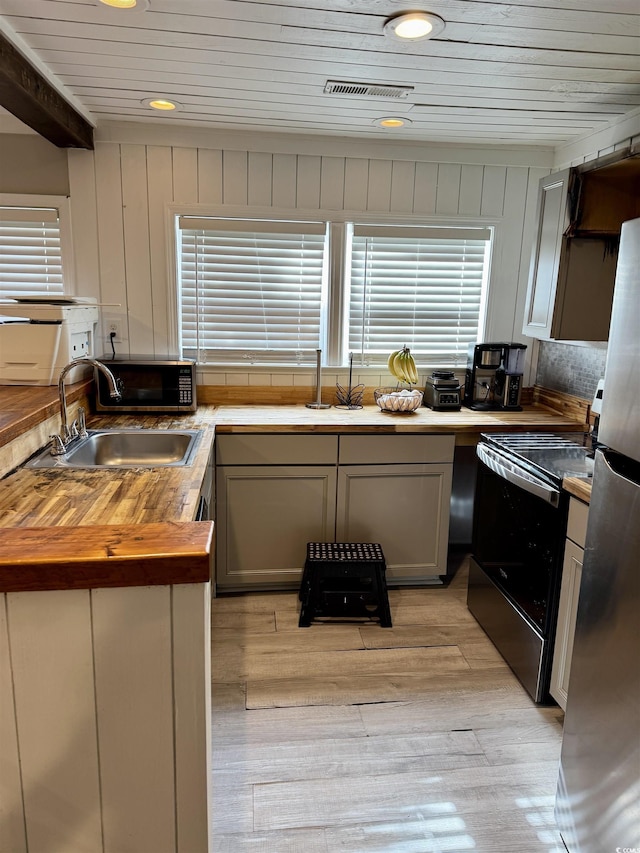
[94,356,197,413]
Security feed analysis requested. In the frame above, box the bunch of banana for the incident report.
[388,346,419,385]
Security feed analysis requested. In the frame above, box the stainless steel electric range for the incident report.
[467,432,593,703]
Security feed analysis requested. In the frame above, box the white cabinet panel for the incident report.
[523,169,571,336]
[567,497,589,548]
[336,462,453,583]
[92,585,175,853]
[172,584,212,853]
[1,583,211,853]
[7,589,102,852]
[217,465,337,587]
[550,537,584,711]
[0,597,27,853]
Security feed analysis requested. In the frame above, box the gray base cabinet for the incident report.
[215,433,454,590]
[216,464,337,588]
[336,463,452,584]
[336,434,454,585]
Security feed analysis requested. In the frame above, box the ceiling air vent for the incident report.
[323,80,413,99]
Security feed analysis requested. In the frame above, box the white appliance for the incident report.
[0,297,99,385]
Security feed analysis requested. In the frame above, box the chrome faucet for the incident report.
[51,357,121,455]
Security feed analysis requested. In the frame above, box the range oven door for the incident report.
[468,443,568,702]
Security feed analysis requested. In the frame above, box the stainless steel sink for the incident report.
[27,429,201,469]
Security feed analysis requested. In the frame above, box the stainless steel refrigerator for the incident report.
[555,217,640,851]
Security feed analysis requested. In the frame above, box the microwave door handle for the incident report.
[476,444,560,506]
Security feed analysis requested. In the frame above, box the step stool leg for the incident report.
[375,565,393,627]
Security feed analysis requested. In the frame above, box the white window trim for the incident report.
[0,194,75,296]
[167,202,500,369]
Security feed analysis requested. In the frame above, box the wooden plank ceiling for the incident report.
[0,0,639,147]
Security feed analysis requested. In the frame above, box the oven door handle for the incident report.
[476,443,560,506]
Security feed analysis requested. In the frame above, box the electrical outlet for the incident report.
[107,320,123,341]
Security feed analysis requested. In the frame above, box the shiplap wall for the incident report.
[0,583,211,853]
[67,131,551,386]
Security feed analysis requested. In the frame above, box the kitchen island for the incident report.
[0,387,217,853]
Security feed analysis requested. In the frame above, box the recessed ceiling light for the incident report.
[142,98,181,111]
[383,12,445,41]
[98,0,148,8]
[374,117,412,128]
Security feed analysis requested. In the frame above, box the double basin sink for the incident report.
[27,429,201,469]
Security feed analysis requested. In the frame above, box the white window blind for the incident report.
[0,207,64,298]
[178,217,328,364]
[348,225,491,365]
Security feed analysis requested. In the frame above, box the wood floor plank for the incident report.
[212,704,367,746]
[358,623,485,649]
[246,666,524,710]
[209,782,254,834]
[212,611,277,633]
[359,703,564,739]
[213,730,486,786]
[246,645,469,680]
[213,592,299,613]
[458,638,512,668]
[214,625,366,654]
[252,761,561,832]
[275,601,479,631]
[212,681,246,706]
[211,828,329,852]
[324,805,565,852]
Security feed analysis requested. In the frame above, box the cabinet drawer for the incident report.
[339,434,454,465]
[215,434,338,465]
[567,497,589,548]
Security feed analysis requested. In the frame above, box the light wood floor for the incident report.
[210,557,566,852]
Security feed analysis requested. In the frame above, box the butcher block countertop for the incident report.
[563,476,592,504]
[209,402,586,435]
[0,521,213,593]
[0,385,589,593]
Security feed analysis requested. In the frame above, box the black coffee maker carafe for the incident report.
[464,342,526,410]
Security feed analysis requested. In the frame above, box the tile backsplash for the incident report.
[536,341,606,401]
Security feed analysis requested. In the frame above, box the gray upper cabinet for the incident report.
[523,153,640,342]
[522,169,617,341]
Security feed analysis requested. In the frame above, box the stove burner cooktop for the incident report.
[481,432,594,485]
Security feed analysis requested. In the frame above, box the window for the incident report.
[347,225,491,365]
[176,216,492,367]
[0,205,65,299]
[178,217,328,364]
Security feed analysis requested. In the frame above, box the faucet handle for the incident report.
[49,434,66,456]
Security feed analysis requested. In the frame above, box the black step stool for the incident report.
[298,542,392,628]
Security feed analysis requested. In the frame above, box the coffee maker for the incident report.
[464,342,526,411]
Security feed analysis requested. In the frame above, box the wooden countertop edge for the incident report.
[0,380,92,446]
[0,521,214,593]
[563,476,592,504]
